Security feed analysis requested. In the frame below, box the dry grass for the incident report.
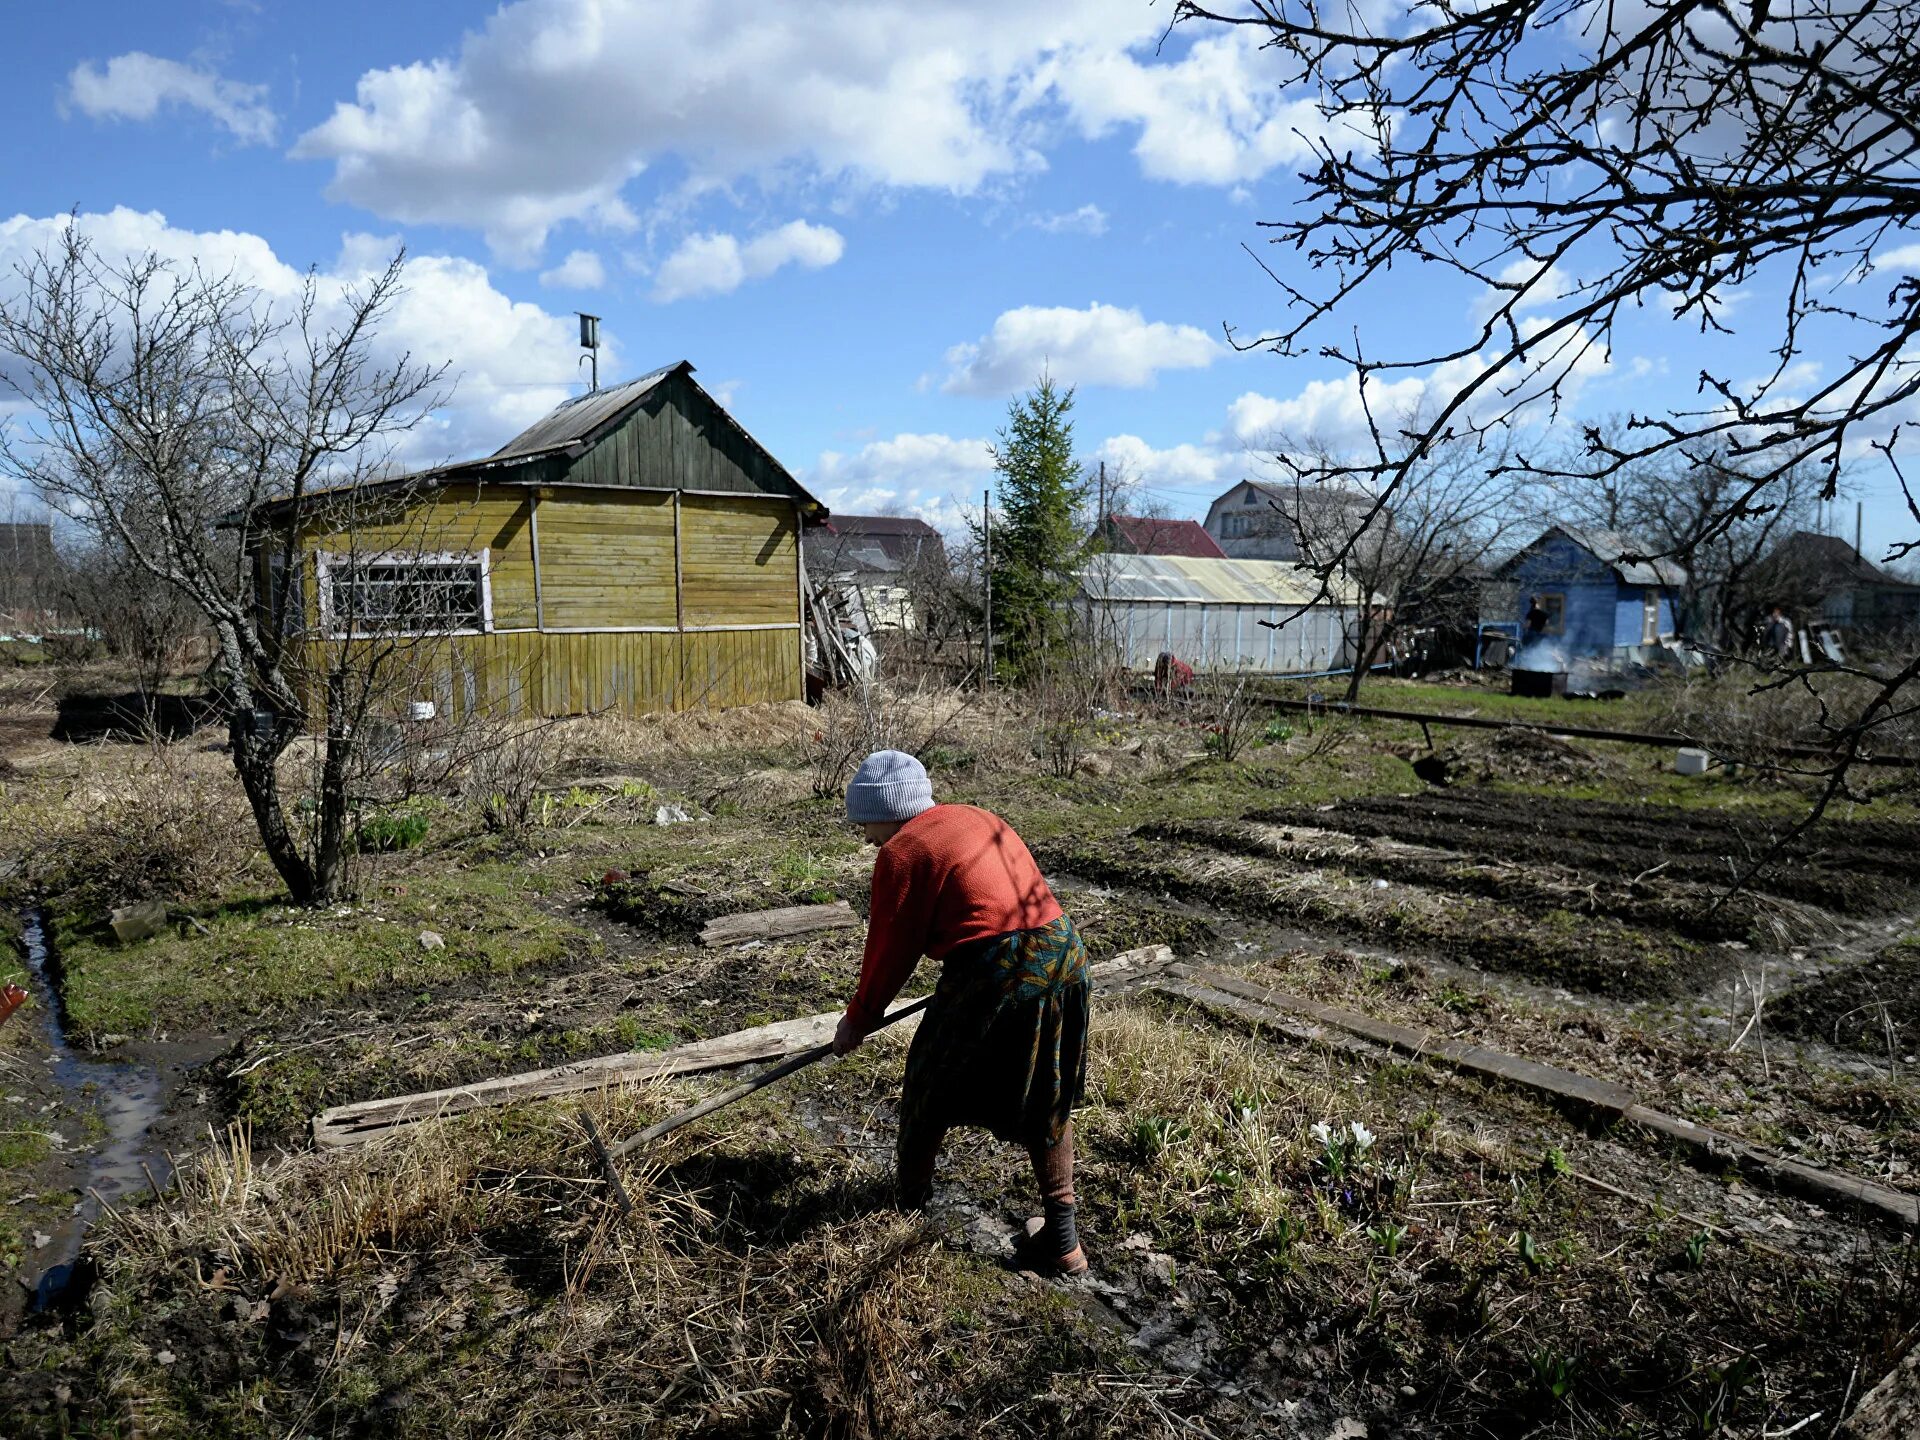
[0,736,255,912]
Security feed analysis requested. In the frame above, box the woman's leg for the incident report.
[1024,1121,1085,1271]
[895,1119,947,1209]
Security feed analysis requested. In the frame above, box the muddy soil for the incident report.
[1248,791,1920,917]
[1769,938,1920,1058]
[1042,832,1725,999]
[1141,816,1802,947]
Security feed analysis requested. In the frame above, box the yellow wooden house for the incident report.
[250,361,827,718]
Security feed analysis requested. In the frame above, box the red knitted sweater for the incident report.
[847,804,1063,1032]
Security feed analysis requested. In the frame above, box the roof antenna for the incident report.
[576,312,600,392]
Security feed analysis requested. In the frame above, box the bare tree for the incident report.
[0,223,449,905]
[1179,0,1920,790]
[1266,422,1528,700]
[60,530,206,700]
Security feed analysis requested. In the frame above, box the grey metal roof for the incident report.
[490,361,686,460]
[1553,526,1688,587]
[1077,553,1367,605]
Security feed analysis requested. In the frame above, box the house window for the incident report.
[317,551,492,638]
[1642,588,1660,644]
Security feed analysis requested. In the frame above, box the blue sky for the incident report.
[3,0,1913,561]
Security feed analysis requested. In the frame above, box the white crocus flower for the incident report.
[1349,1121,1376,1152]
[1311,1121,1334,1146]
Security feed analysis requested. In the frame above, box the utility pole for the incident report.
[982,487,993,690]
[1856,500,1863,559]
[1097,460,1106,546]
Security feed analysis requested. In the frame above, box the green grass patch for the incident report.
[55,867,601,1041]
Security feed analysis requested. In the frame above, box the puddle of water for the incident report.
[15,911,170,1311]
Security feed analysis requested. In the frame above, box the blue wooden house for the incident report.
[1496,526,1687,658]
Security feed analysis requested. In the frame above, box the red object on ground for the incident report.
[848,804,1063,1032]
[0,983,27,1029]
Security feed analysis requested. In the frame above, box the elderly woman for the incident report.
[831,750,1091,1275]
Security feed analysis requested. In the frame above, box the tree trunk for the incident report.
[310,672,356,905]
[1344,611,1377,702]
[228,712,319,905]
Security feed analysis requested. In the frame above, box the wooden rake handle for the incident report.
[597,994,934,1162]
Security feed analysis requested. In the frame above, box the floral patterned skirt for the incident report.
[897,913,1090,1153]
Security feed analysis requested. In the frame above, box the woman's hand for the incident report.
[832,1012,865,1057]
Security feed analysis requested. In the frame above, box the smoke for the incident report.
[1511,639,1568,672]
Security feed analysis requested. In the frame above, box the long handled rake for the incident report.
[580,996,933,1217]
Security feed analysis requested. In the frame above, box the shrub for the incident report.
[14,741,253,913]
[458,724,573,848]
[356,807,432,853]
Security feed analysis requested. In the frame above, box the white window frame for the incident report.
[314,549,494,640]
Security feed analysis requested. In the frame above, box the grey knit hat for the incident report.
[845,749,935,824]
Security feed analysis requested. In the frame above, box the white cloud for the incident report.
[1030,204,1108,236]
[1870,243,1920,273]
[651,220,844,302]
[0,208,601,469]
[66,53,276,144]
[1228,323,1614,454]
[942,302,1220,396]
[1050,28,1330,185]
[1091,434,1235,499]
[292,1,1331,259]
[806,432,996,535]
[538,248,606,289]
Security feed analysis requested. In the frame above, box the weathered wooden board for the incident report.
[313,1009,855,1147]
[1164,964,1919,1233]
[314,944,1174,1148]
[1839,1342,1920,1440]
[699,902,859,947]
[1169,964,1638,1115]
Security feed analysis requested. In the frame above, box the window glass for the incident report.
[323,555,487,635]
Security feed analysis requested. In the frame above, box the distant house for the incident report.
[1075,553,1368,674]
[1094,513,1226,560]
[1203,480,1376,562]
[802,515,947,576]
[1496,526,1686,658]
[1749,531,1920,637]
[801,514,947,633]
[245,360,827,719]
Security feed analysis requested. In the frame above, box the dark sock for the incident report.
[897,1124,945,1210]
[1043,1199,1080,1258]
[1028,1121,1081,1259]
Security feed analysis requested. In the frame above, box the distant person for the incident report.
[1764,606,1793,659]
[1153,650,1195,699]
[1525,595,1550,636]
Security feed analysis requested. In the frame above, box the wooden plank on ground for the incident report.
[1623,1104,1919,1233]
[314,944,1174,1148]
[1838,1342,1920,1440]
[1166,963,1919,1233]
[313,1009,856,1147]
[699,902,859,947]
[1171,964,1638,1115]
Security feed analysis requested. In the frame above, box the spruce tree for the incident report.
[988,375,1088,680]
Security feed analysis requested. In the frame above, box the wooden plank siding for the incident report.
[567,371,796,501]
[286,480,803,721]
